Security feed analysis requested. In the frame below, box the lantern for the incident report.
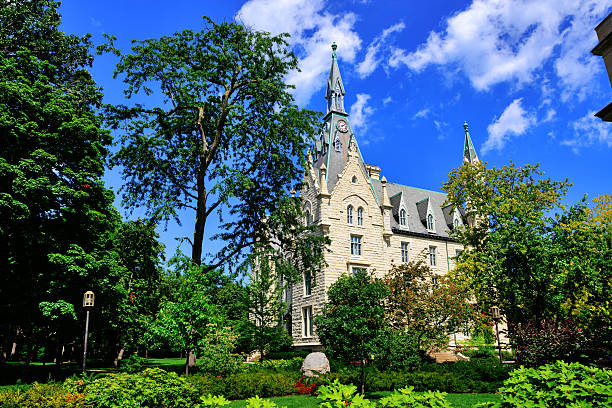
[491,305,500,320]
[83,291,95,308]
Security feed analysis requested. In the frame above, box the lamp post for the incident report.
[491,305,503,364]
[82,291,95,372]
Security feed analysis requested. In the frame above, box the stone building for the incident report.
[286,44,481,349]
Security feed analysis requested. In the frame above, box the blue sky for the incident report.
[59,0,612,261]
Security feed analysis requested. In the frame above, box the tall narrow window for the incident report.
[427,214,434,230]
[305,210,311,226]
[399,209,406,226]
[401,242,409,263]
[304,272,312,296]
[350,235,362,256]
[432,276,439,289]
[347,205,353,224]
[302,306,313,337]
[429,246,436,266]
[357,207,363,225]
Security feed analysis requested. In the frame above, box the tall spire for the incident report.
[463,121,479,164]
[326,42,346,114]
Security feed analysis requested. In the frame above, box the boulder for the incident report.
[301,352,330,377]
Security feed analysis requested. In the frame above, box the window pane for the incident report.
[304,272,311,296]
[401,242,409,263]
[429,246,436,266]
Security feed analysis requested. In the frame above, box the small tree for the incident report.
[383,259,484,353]
[314,269,389,394]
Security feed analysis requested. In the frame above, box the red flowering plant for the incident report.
[294,376,319,395]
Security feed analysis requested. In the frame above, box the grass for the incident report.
[227,393,501,408]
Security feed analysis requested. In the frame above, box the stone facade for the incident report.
[286,46,484,349]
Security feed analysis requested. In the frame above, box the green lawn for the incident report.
[227,393,501,408]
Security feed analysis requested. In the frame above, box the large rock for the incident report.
[301,352,330,377]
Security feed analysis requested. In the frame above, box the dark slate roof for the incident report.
[371,179,456,239]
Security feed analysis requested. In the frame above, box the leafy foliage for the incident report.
[84,368,200,408]
[485,361,612,408]
[379,387,451,408]
[383,260,484,353]
[0,382,87,408]
[314,270,389,393]
[317,380,375,408]
[107,17,321,269]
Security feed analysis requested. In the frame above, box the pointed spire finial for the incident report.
[331,42,337,59]
[463,121,480,165]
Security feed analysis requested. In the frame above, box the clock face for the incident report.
[336,120,348,133]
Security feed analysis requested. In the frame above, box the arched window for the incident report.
[305,210,311,226]
[351,175,357,184]
[427,214,434,230]
[347,205,353,224]
[399,209,406,226]
[453,218,459,228]
[357,207,363,225]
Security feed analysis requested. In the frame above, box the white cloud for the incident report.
[412,108,430,119]
[356,22,405,78]
[388,0,609,97]
[350,93,375,137]
[543,108,556,122]
[433,120,450,140]
[236,0,362,106]
[483,98,535,153]
[383,96,393,105]
[562,112,612,153]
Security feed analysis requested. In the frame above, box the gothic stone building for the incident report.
[287,44,481,349]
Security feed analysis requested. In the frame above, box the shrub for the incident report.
[199,394,231,408]
[485,361,612,407]
[266,350,309,360]
[0,382,87,408]
[317,380,375,408]
[84,368,199,408]
[254,357,304,372]
[187,370,300,399]
[379,386,450,408]
[198,325,243,376]
[120,354,148,373]
[245,395,283,408]
[510,319,594,367]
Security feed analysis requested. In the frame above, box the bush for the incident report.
[484,360,612,407]
[266,350,309,360]
[511,319,594,367]
[253,357,304,372]
[187,370,301,399]
[380,386,450,408]
[317,380,375,408]
[198,325,244,376]
[373,330,421,371]
[0,382,87,408]
[119,354,147,373]
[84,368,199,408]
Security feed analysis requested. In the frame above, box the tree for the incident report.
[107,17,321,270]
[244,195,328,360]
[383,259,484,353]
[314,270,389,394]
[0,0,120,362]
[145,255,223,374]
[443,162,571,325]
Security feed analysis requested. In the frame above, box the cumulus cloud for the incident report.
[383,96,393,105]
[356,21,405,78]
[562,112,612,153]
[483,98,535,153]
[350,93,375,137]
[388,0,609,97]
[236,0,362,106]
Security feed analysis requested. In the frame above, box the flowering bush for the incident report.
[0,382,88,408]
[510,319,594,367]
[294,376,318,395]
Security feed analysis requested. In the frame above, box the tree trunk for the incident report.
[185,350,196,375]
[192,157,207,266]
[360,355,366,395]
[10,342,17,360]
[113,346,125,367]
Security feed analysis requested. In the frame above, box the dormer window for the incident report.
[453,218,459,228]
[357,207,363,225]
[399,209,406,226]
[351,175,357,184]
[347,205,353,224]
[427,214,434,230]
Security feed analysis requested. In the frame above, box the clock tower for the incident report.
[313,43,368,193]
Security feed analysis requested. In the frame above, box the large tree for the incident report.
[443,162,571,325]
[108,18,321,270]
[0,0,120,362]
